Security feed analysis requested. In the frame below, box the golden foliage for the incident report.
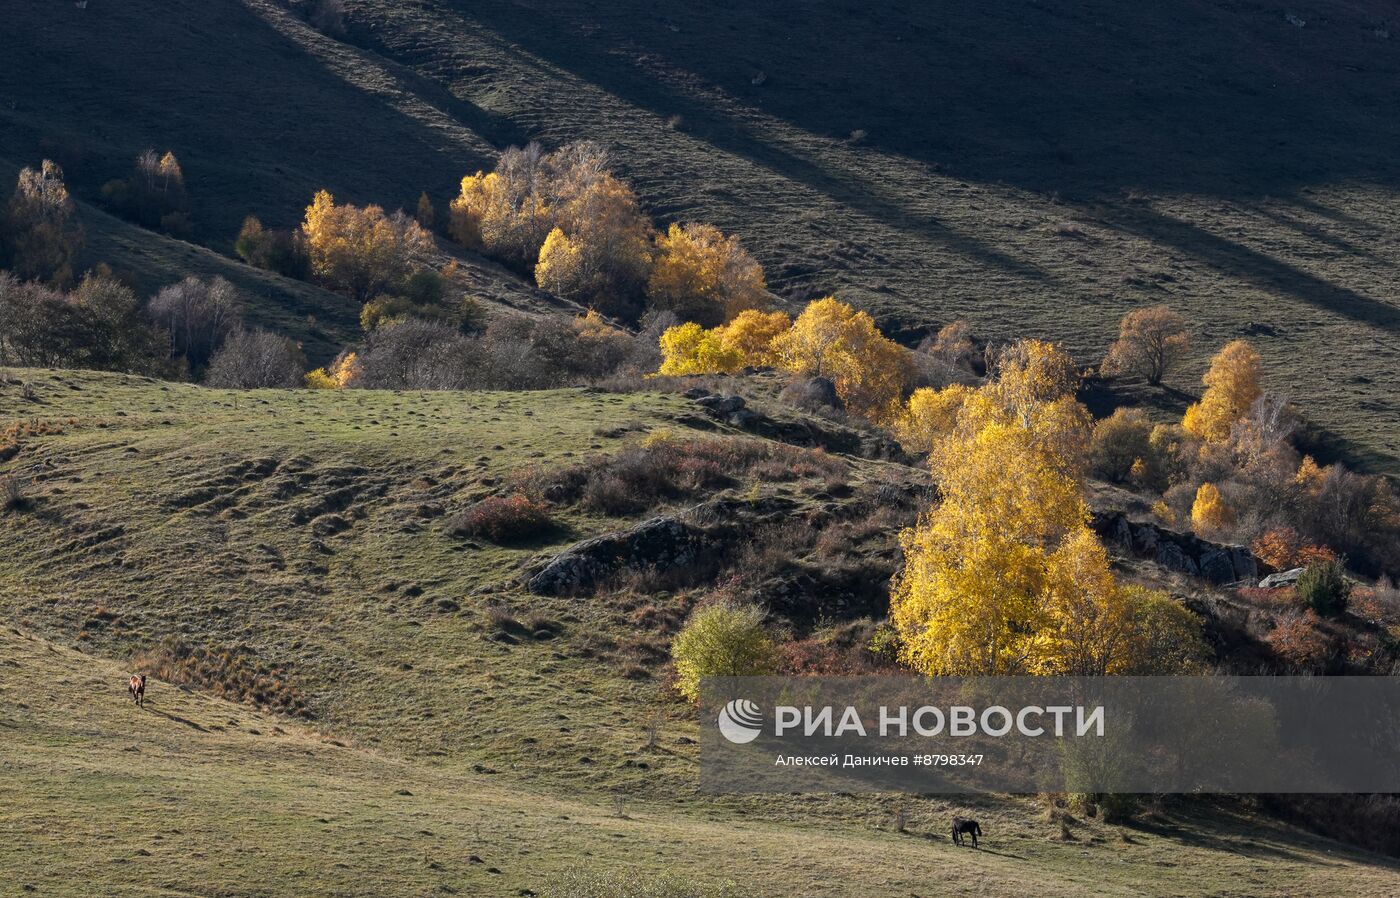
[715,309,791,365]
[1182,339,1262,442]
[989,338,1081,426]
[534,227,583,296]
[1190,481,1234,534]
[451,143,651,315]
[646,222,768,324]
[891,338,1200,676]
[657,322,744,375]
[301,190,433,301]
[1101,305,1191,385]
[770,297,913,416]
[891,384,976,455]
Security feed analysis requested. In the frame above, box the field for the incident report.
[2,0,1398,469]
[3,370,1400,896]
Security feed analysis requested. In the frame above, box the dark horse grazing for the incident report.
[129,674,146,708]
[951,817,982,847]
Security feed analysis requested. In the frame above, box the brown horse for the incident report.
[128,674,146,708]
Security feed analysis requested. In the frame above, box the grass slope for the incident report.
[3,0,1399,468]
[4,371,1400,896]
[10,627,1398,898]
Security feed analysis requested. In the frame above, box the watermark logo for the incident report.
[717,698,763,744]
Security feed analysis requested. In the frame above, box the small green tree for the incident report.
[671,603,778,702]
[1296,557,1350,617]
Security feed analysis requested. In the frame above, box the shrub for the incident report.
[204,328,306,388]
[1100,305,1190,385]
[1265,611,1336,672]
[1296,557,1350,617]
[2,473,30,511]
[234,216,309,278]
[353,318,479,390]
[671,603,778,702]
[451,494,551,542]
[1090,408,1155,484]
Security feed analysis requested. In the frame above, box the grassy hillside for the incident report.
[4,370,1400,897]
[10,626,1400,898]
[3,0,1398,469]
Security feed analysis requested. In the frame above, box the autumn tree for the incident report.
[1190,481,1234,535]
[891,384,977,455]
[301,190,433,301]
[646,222,768,325]
[890,339,1199,676]
[539,143,652,317]
[771,297,913,417]
[448,142,555,267]
[1183,339,1262,442]
[415,192,436,230]
[916,319,978,384]
[3,160,84,285]
[1101,305,1190,386]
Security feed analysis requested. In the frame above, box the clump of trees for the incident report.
[450,141,767,323]
[147,276,242,371]
[2,160,84,286]
[102,149,192,236]
[888,339,1207,676]
[647,223,768,325]
[657,296,912,417]
[0,270,167,374]
[343,310,643,391]
[205,329,307,389]
[301,190,434,301]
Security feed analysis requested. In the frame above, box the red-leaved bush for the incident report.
[452,494,552,542]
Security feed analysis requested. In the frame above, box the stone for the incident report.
[1197,547,1237,584]
[1260,567,1306,589]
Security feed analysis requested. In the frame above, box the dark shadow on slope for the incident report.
[0,0,497,242]
[425,0,1057,286]
[1096,204,1400,334]
[448,0,1400,199]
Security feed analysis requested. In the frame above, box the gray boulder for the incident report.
[1259,567,1306,589]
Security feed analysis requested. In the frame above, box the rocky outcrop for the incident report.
[526,496,796,596]
[1092,511,1259,585]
